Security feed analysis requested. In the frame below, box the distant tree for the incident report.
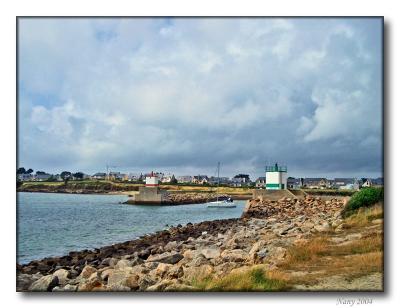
[60,171,72,179]
[60,171,72,185]
[47,175,58,182]
[73,172,84,180]
[170,174,178,184]
[17,167,26,174]
[36,171,46,175]
[26,168,33,174]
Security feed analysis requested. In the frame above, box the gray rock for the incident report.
[201,247,221,259]
[53,268,70,285]
[29,274,59,292]
[314,222,331,232]
[146,252,183,264]
[164,241,178,251]
[138,275,156,291]
[17,273,35,291]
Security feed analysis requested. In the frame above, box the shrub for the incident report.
[343,187,384,216]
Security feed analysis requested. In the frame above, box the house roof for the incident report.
[93,172,106,176]
[304,178,327,183]
[334,178,354,184]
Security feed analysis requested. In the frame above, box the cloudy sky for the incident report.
[18,17,383,179]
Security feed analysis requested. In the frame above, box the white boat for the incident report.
[207,200,237,208]
[207,162,236,208]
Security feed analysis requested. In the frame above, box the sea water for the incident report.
[17,192,245,264]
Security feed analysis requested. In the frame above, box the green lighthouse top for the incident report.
[265,163,287,172]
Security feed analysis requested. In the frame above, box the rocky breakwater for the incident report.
[165,193,231,205]
[125,192,230,205]
[17,195,348,292]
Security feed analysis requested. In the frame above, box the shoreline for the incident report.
[17,195,384,292]
[18,217,244,273]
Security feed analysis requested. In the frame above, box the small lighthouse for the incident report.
[145,171,159,187]
[265,163,287,190]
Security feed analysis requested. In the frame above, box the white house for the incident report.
[146,172,160,187]
[255,177,266,188]
[177,176,192,183]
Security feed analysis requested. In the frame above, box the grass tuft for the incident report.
[192,266,288,291]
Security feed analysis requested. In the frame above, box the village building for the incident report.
[92,172,106,180]
[304,178,329,189]
[176,175,192,183]
[192,175,209,185]
[287,177,302,189]
[255,177,266,188]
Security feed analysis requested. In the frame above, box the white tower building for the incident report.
[145,171,160,187]
[265,163,287,190]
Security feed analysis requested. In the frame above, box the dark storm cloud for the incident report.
[18,18,383,178]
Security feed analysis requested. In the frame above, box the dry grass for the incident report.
[277,206,383,287]
[192,265,288,291]
[283,237,330,265]
[345,202,383,228]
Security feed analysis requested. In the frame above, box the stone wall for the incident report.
[132,187,169,204]
[252,189,296,201]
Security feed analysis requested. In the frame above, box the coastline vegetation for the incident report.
[342,187,384,217]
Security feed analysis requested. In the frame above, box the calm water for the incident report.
[17,192,245,264]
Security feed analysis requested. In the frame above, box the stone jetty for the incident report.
[124,192,231,205]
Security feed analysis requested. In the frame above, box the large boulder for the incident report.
[79,265,97,279]
[77,272,104,292]
[314,222,331,233]
[220,249,247,262]
[138,274,157,291]
[17,273,36,291]
[29,274,59,292]
[145,280,174,291]
[154,263,172,278]
[201,248,221,259]
[106,267,141,291]
[248,240,267,262]
[146,252,183,264]
[53,268,71,285]
[183,264,213,281]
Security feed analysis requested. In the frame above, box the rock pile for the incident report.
[165,193,229,205]
[242,195,345,221]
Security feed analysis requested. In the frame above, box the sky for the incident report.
[17,17,383,179]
